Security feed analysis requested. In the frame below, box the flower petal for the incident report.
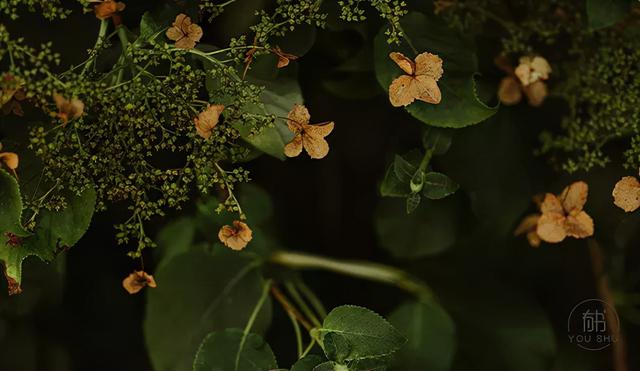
[612,176,640,212]
[389,52,415,75]
[540,193,563,214]
[287,104,310,129]
[284,134,303,157]
[564,211,594,238]
[559,181,588,213]
[414,52,443,80]
[414,75,441,104]
[498,76,523,105]
[389,75,419,107]
[536,212,567,243]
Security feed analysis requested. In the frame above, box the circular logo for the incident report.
[567,299,620,351]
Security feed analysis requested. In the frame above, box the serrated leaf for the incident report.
[587,0,631,30]
[422,127,452,155]
[313,361,348,371]
[0,181,96,295]
[192,329,277,371]
[405,192,421,214]
[422,172,458,200]
[374,12,497,128]
[389,301,455,371]
[318,305,405,363]
[375,197,460,258]
[291,354,326,371]
[144,251,272,371]
[0,170,29,237]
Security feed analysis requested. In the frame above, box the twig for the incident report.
[270,285,314,331]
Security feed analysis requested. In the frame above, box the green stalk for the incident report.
[235,279,272,371]
[270,251,434,301]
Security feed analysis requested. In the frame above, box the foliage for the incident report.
[1,1,640,371]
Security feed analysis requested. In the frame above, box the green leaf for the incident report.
[318,305,405,363]
[291,354,326,371]
[393,154,418,183]
[405,192,421,214]
[0,181,96,295]
[237,78,299,160]
[375,197,461,258]
[422,127,452,155]
[587,0,631,30]
[380,164,410,198]
[0,170,29,237]
[144,251,272,371]
[374,12,497,128]
[313,361,348,371]
[154,217,196,268]
[409,170,425,193]
[422,172,459,200]
[388,301,455,371]
[192,329,277,371]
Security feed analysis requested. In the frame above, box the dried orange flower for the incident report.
[284,104,334,159]
[273,47,298,68]
[53,93,84,124]
[218,220,253,251]
[194,104,224,139]
[612,175,640,212]
[0,143,19,174]
[496,55,549,107]
[166,14,203,49]
[388,51,443,107]
[122,270,157,294]
[516,181,594,245]
[514,56,551,86]
[514,214,542,247]
[93,0,125,20]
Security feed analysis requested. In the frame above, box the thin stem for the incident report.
[295,277,327,319]
[287,309,304,358]
[270,285,314,331]
[82,19,109,76]
[285,280,322,327]
[235,279,272,371]
[270,250,434,301]
[300,338,317,358]
[588,240,628,371]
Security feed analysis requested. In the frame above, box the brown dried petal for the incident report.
[218,221,253,251]
[302,122,334,159]
[167,14,202,49]
[540,193,563,214]
[498,76,522,105]
[122,271,157,294]
[612,176,640,212]
[536,212,567,243]
[0,152,19,170]
[287,104,311,130]
[514,214,540,236]
[526,231,542,248]
[530,56,551,81]
[559,181,588,213]
[284,134,303,158]
[523,80,547,107]
[194,104,224,139]
[414,52,443,81]
[389,52,415,75]
[389,75,419,107]
[95,0,125,20]
[564,210,594,239]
